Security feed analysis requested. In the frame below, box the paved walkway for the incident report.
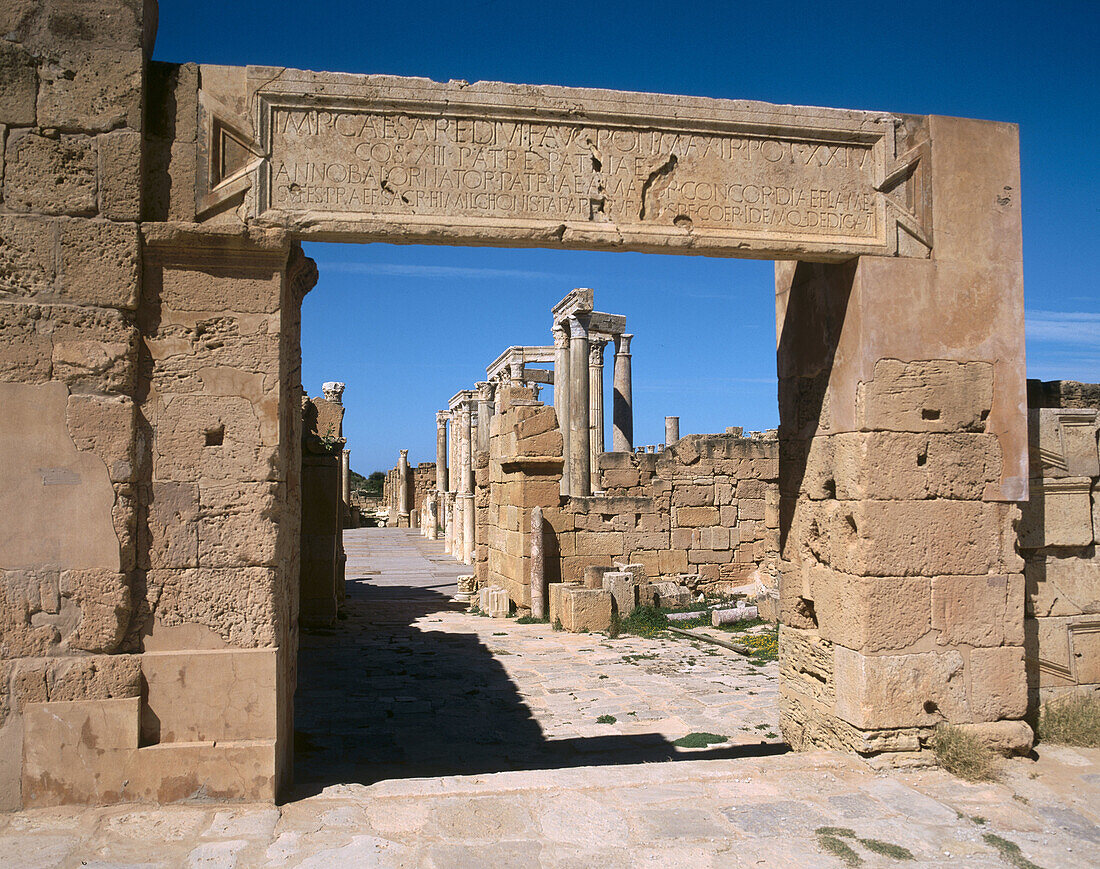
[294,528,781,791]
[4,528,1100,867]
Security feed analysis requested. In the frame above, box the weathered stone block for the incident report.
[969,646,1027,720]
[1018,477,1094,548]
[4,131,97,215]
[856,359,994,433]
[810,568,930,653]
[479,584,510,618]
[147,481,199,569]
[66,393,135,482]
[671,485,713,507]
[153,394,279,484]
[0,43,36,125]
[0,214,57,299]
[932,574,1016,648]
[147,567,277,647]
[198,482,281,568]
[159,263,282,314]
[1029,408,1099,479]
[549,583,612,632]
[601,571,636,616]
[833,646,968,728]
[576,530,624,557]
[675,506,720,527]
[658,548,688,575]
[37,48,143,132]
[59,218,139,309]
[59,567,130,653]
[1026,554,1100,617]
[97,130,142,220]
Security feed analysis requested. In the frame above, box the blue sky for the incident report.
[153,0,1100,474]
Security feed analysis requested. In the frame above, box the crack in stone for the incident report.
[639,153,677,220]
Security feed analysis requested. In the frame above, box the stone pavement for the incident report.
[295,529,781,790]
[4,528,1099,867]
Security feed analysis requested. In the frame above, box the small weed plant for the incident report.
[814,827,914,866]
[930,724,998,781]
[596,714,617,724]
[515,615,549,625]
[673,731,726,748]
[1038,693,1100,747]
[982,833,1043,869]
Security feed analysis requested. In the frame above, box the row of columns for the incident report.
[553,316,633,497]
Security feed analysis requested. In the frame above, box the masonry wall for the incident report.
[1021,380,1100,710]
[382,461,436,526]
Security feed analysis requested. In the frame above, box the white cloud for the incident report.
[1026,310,1100,345]
[316,262,563,281]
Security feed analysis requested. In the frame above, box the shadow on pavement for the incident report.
[290,579,787,800]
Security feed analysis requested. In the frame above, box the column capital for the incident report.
[553,326,569,349]
[568,314,590,339]
[436,409,450,425]
[589,340,606,366]
[616,333,633,355]
[342,448,350,458]
[399,448,409,460]
[476,381,494,401]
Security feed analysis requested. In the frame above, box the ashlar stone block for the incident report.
[932,574,1020,648]
[809,568,930,653]
[601,571,636,617]
[856,359,994,433]
[549,583,612,632]
[37,48,143,132]
[1018,477,1094,548]
[3,131,97,216]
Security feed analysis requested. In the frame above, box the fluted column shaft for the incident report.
[341,449,351,507]
[397,449,409,521]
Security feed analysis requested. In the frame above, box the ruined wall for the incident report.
[1021,380,1100,710]
[484,387,780,611]
[381,461,436,526]
[485,389,563,606]
[299,395,345,628]
[583,433,780,599]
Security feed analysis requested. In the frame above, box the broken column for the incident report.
[530,505,546,619]
[665,416,680,444]
[612,333,634,452]
[589,338,606,492]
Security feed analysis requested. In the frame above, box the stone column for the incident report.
[476,381,494,453]
[589,339,606,492]
[436,410,449,534]
[612,333,634,452]
[397,449,410,526]
[568,315,592,497]
[554,326,571,495]
[459,401,475,565]
[665,416,680,444]
[341,449,351,508]
[530,506,546,619]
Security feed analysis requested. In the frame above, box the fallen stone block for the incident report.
[549,582,612,632]
[641,581,691,609]
[584,564,613,589]
[455,574,477,602]
[478,584,510,618]
[601,571,637,616]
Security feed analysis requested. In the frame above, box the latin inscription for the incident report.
[266,108,880,241]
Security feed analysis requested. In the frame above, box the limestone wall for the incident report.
[483,387,780,612]
[1021,380,1100,709]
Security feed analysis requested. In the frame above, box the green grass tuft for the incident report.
[857,837,913,860]
[930,723,998,781]
[673,731,727,748]
[816,834,862,867]
[619,605,669,638]
[815,826,856,838]
[515,615,548,624]
[982,833,1043,869]
[596,714,617,724]
[1038,693,1100,747]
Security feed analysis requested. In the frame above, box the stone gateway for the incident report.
[0,0,1051,809]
